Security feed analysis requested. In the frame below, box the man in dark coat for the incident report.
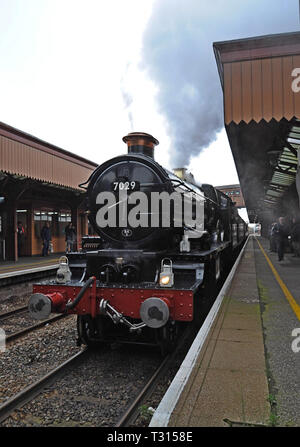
[65,222,76,253]
[17,221,25,257]
[273,217,287,262]
[41,222,51,256]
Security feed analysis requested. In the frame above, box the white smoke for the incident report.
[121,65,135,131]
[140,0,299,167]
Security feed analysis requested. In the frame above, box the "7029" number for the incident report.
[113,181,137,191]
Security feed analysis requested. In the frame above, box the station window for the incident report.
[33,210,73,240]
[58,213,71,222]
[34,211,54,238]
[34,211,53,221]
[58,213,72,237]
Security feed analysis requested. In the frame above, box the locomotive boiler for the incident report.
[28,132,247,353]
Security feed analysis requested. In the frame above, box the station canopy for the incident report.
[0,121,97,193]
[214,32,300,223]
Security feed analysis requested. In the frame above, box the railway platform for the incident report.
[150,235,300,427]
[0,255,61,285]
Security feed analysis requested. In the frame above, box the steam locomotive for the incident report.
[29,133,247,353]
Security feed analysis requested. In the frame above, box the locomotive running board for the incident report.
[168,241,231,259]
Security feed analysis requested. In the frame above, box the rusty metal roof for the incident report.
[214,32,300,222]
[214,31,300,125]
[0,121,98,191]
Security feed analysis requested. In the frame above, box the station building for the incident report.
[0,122,97,261]
[214,31,300,233]
[215,184,245,208]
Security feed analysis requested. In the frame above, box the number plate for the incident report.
[112,181,140,191]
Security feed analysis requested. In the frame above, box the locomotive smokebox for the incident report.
[122,132,159,159]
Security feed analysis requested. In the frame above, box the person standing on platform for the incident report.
[41,222,51,256]
[17,221,25,257]
[65,222,76,253]
[273,216,287,262]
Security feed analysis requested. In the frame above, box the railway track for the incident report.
[4,314,67,343]
[0,269,56,314]
[114,279,226,428]
[0,344,163,427]
[0,328,195,428]
[0,305,67,343]
[115,353,171,427]
[0,259,226,427]
[0,305,28,321]
[115,325,197,427]
[0,348,89,424]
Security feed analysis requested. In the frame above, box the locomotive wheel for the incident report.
[155,321,179,356]
[199,256,221,318]
[77,315,104,347]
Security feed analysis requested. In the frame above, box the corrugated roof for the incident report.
[214,31,300,125]
[214,32,300,219]
[0,121,98,191]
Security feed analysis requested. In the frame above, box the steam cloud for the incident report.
[140,0,299,168]
[121,65,134,131]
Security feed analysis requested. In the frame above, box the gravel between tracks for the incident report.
[0,277,54,312]
[1,344,162,427]
[0,281,179,428]
[0,311,42,334]
[0,315,81,406]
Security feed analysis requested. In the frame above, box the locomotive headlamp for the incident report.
[56,256,71,284]
[159,258,174,288]
[160,275,171,286]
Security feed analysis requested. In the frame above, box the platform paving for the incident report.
[167,237,271,427]
[253,237,300,426]
[0,254,61,274]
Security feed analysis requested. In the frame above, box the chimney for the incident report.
[122,132,159,158]
[173,168,196,185]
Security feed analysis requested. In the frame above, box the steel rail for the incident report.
[5,314,68,343]
[0,305,28,321]
[115,325,195,427]
[0,348,89,424]
[115,354,171,427]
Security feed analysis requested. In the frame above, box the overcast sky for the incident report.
[0,1,299,222]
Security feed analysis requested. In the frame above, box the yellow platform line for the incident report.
[256,237,300,321]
